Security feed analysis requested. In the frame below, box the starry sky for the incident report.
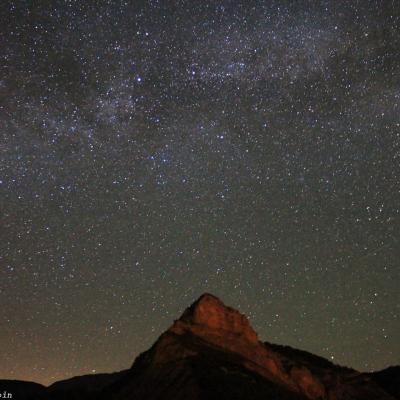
[1,0,399,386]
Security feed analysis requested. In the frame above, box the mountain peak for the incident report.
[181,292,226,317]
[170,293,259,344]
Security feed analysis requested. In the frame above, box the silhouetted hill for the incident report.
[0,380,46,399]
[46,370,129,399]
[266,342,354,372]
[1,293,398,399]
[368,366,400,399]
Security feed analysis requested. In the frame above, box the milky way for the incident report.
[1,1,399,385]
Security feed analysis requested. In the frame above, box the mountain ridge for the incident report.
[1,293,398,399]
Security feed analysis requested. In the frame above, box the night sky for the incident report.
[1,0,399,386]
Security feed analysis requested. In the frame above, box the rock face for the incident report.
[154,293,325,399]
[174,293,259,344]
[1,293,398,400]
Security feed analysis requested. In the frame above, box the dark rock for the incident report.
[367,366,400,399]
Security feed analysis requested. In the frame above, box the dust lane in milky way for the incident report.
[0,0,399,385]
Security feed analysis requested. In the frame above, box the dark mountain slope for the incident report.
[368,366,400,399]
[0,380,46,399]
[46,370,129,399]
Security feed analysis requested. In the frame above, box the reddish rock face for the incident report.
[172,293,259,344]
[290,366,326,399]
[162,294,331,400]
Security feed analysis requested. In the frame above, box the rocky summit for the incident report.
[1,294,399,400]
[172,293,259,343]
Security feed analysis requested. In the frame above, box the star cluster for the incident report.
[0,0,399,385]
